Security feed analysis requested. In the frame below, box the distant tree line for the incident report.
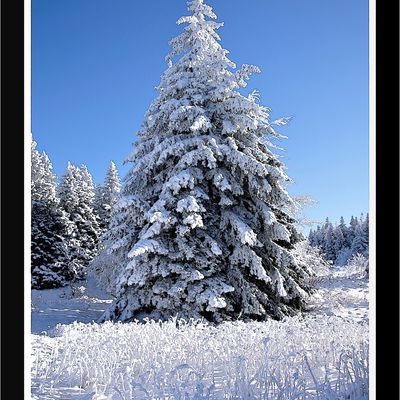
[31,136,121,289]
[308,214,369,266]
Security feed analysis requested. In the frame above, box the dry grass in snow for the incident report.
[32,314,368,399]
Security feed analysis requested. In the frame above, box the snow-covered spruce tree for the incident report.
[91,162,121,292]
[31,138,73,289]
[101,0,312,323]
[309,226,322,247]
[333,225,346,258]
[94,161,121,231]
[58,163,101,279]
[351,224,368,256]
[362,213,369,255]
[337,216,348,247]
[347,215,358,247]
[31,138,56,202]
[308,214,370,266]
[94,183,105,220]
[321,219,335,262]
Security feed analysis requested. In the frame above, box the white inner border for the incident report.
[368,0,376,399]
[24,1,376,398]
[24,0,32,397]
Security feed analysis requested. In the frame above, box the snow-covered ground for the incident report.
[31,267,369,399]
[307,263,369,324]
[31,278,112,335]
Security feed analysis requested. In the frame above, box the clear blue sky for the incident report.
[32,0,369,228]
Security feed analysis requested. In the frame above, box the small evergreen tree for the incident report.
[314,226,323,247]
[308,229,316,246]
[31,138,56,202]
[31,138,73,289]
[100,0,311,323]
[347,216,358,247]
[333,225,346,260]
[94,161,121,231]
[338,216,348,243]
[351,224,368,256]
[362,213,369,256]
[94,183,104,221]
[31,202,74,289]
[308,213,369,266]
[91,163,121,291]
[323,222,336,262]
[336,216,352,266]
[58,163,101,279]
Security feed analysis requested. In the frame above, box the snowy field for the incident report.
[31,265,369,400]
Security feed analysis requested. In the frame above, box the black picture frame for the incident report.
[1,0,25,398]
[375,0,400,397]
[1,0,399,398]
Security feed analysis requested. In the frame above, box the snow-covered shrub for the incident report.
[31,316,368,400]
[339,253,369,279]
[292,241,330,285]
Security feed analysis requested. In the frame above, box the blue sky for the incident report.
[32,0,369,228]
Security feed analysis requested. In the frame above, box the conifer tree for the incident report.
[333,225,346,259]
[58,163,101,278]
[308,229,316,246]
[31,139,56,202]
[347,216,358,247]
[94,161,121,231]
[351,214,369,257]
[31,138,73,289]
[101,0,311,323]
[308,214,369,266]
[313,226,322,247]
[338,216,348,243]
[351,224,368,256]
[362,213,369,255]
[94,183,104,218]
[323,222,336,262]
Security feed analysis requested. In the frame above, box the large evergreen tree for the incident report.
[101,0,311,323]
[31,138,73,289]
